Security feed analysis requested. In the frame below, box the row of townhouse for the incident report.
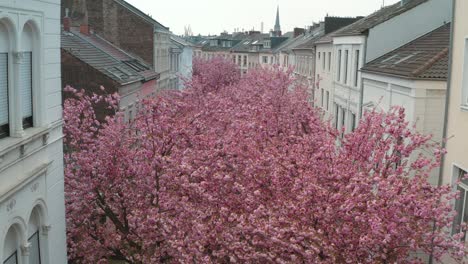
[312,0,467,258]
[0,0,192,263]
[61,0,194,119]
[314,0,451,185]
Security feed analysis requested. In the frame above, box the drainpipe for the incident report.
[429,1,456,264]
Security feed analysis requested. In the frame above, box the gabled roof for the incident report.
[113,0,169,32]
[334,0,428,37]
[62,28,159,85]
[361,23,450,80]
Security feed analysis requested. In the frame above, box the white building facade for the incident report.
[331,0,452,133]
[0,1,68,264]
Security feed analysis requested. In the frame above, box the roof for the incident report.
[231,33,269,53]
[171,35,194,47]
[113,0,169,31]
[334,0,428,37]
[62,28,159,85]
[361,23,450,80]
[293,31,328,50]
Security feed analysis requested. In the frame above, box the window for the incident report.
[243,55,247,67]
[20,52,33,129]
[321,89,324,107]
[337,50,342,82]
[270,56,274,64]
[328,52,331,72]
[28,231,41,264]
[322,52,326,70]
[354,50,360,87]
[262,56,268,63]
[350,112,356,131]
[453,167,468,241]
[462,39,468,108]
[3,252,17,264]
[344,50,349,84]
[341,107,346,130]
[334,103,339,129]
[325,91,329,111]
[0,53,8,139]
[318,52,321,60]
[238,55,242,66]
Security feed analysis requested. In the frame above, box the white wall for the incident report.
[0,0,67,263]
[179,45,193,89]
[315,43,335,118]
[362,72,447,184]
[366,0,452,62]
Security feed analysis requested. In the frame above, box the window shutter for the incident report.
[19,52,33,126]
[0,53,8,127]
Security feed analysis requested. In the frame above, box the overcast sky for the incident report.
[125,0,401,36]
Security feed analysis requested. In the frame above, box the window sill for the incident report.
[460,105,468,112]
[0,126,49,157]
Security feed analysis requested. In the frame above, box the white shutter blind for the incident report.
[20,52,32,119]
[0,53,8,126]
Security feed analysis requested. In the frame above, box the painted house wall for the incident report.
[315,43,335,119]
[362,73,447,186]
[366,0,452,62]
[155,29,172,91]
[333,36,366,130]
[179,45,193,89]
[442,0,468,258]
[0,0,68,263]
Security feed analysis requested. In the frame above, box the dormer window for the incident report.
[264,40,271,48]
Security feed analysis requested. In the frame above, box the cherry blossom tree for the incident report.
[64,57,466,263]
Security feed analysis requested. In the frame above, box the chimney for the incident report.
[293,27,305,37]
[80,11,90,35]
[63,8,71,32]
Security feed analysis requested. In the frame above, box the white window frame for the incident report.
[461,38,468,111]
[452,165,468,241]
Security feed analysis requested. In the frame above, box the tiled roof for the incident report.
[361,23,450,80]
[334,0,428,37]
[62,28,158,85]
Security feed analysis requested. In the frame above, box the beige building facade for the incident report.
[441,0,468,255]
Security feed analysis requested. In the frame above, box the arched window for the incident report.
[20,23,35,129]
[3,226,20,264]
[0,19,11,139]
[28,207,43,264]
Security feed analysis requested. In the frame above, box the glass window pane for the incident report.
[3,252,17,264]
[28,232,41,264]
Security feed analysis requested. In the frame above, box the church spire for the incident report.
[273,5,281,37]
[274,5,281,34]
